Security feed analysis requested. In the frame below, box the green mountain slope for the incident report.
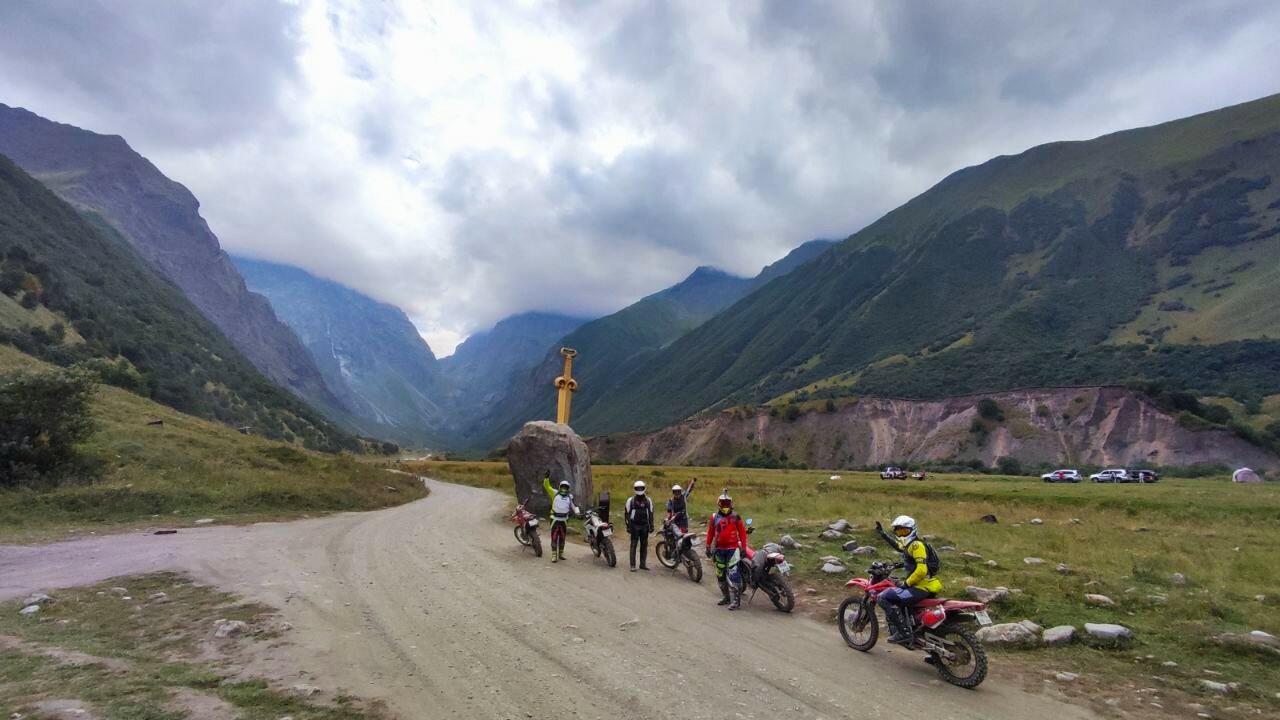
[0,153,357,451]
[579,94,1280,434]
[468,239,834,448]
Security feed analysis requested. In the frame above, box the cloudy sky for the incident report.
[1,1,1278,354]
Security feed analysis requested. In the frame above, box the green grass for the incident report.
[0,573,386,719]
[0,345,427,541]
[408,460,1280,717]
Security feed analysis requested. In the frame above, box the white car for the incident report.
[1090,469,1130,483]
[1041,469,1082,483]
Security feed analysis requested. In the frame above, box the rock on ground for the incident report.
[213,620,249,638]
[1084,623,1132,641]
[842,540,859,552]
[821,562,846,574]
[1215,630,1280,655]
[22,592,54,607]
[819,529,843,540]
[979,514,998,523]
[1043,626,1076,646]
[1030,518,1044,525]
[19,605,40,615]
[976,620,1042,646]
[506,421,594,516]
[965,586,1010,604]
[1084,593,1115,607]
[1023,557,1045,565]
[779,535,802,549]
[1054,672,1079,682]
[1171,572,1188,586]
[851,546,877,555]
[827,519,851,532]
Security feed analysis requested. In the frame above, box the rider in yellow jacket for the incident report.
[875,515,942,644]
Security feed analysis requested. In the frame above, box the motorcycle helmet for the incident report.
[671,484,682,495]
[717,490,732,514]
[633,480,646,495]
[558,480,571,494]
[891,515,917,544]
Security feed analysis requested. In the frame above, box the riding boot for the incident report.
[728,586,742,611]
[887,607,913,645]
[717,577,731,606]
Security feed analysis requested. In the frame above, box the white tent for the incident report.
[1232,468,1263,484]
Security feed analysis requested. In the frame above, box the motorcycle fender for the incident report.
[527,518,538,527]
[602,527,613,537]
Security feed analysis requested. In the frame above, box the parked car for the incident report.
[880,466,907,480]
[1130,469,1160,483]
[1041,469,1082,483]
[1090,469,1130,483]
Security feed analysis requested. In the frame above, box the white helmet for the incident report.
[891,515,917,544]
[671,484,683,494]
[633,480,646,495]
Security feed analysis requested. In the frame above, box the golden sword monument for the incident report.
[554,347,579,425]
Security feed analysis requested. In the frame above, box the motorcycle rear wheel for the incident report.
[529,527,542,557]
[655,540,678,569]
[838,596,879,651]
[766,576,795,612]
[931,623,988,688]
[514,525,532,547]
[682,548,703,582]
[601,538,617,567]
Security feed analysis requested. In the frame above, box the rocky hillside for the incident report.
[440,312,589,417]
[0,154,357,451]
[234,256,453,447]
[587,387,1279,471]
[577,94,1280,436]
[468,239,835,449]
[0,104,346,422]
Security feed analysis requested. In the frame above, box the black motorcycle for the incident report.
[731,523,795,612]
[655,517,703,582]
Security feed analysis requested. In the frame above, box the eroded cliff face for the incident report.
[587,387,1277,471]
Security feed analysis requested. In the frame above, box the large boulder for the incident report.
[976,620,1042,646]
[506,421,594,516]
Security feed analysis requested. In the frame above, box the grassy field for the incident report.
[405,460,1280,719]
[0,573,387,719]
[0,344,426,542]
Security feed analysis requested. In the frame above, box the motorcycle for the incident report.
[837,560,991,688]
[655,517,703,582]
[509,499,542,557]
[728,521,794,612]
[582,509,617,567]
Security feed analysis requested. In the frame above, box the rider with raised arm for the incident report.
[705,490,749,610]
[875,515,943,645]
[665,477,696,532]
[543,471,580,563]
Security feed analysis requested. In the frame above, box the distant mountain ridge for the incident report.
[466,238,836,448]
[234,256,453,447]
[575,94,1280,436]
[0,104,348,424]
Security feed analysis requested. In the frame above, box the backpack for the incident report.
[905,539,941,577]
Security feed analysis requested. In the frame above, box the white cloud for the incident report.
[1,0,1279,355]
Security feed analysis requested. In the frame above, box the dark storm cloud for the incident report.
[1,0,1278,352]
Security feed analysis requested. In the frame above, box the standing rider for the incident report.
[624,480,655,571]
[665,477,697,532]
[705,490,749,610]
[874,515,943,645]
[542,471,580,563]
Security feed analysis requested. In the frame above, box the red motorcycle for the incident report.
[510,499,542,557]
[837,561,991,688]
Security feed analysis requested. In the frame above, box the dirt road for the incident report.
[1,479,1097,720]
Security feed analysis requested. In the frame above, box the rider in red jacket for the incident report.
[705,490,749,609]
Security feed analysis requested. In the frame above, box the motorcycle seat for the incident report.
[915,598,946,608]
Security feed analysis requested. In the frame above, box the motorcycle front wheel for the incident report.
[514,525,532,547]
[683,548,703,583]
[765,576,795,612]
[601,538,617,567]
[838,596,879,651]
[931,623,988,688]
[655,540,678,569]
[529,527,542,557]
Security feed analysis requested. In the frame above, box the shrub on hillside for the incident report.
[0,367,98,488]
[977,398,1005,422]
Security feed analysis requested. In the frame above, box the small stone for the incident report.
[979,514,998,523]
[1200,680,1230,694]
[571,637,585,643]
[1147,594,1168,604]
[851,546,877,555]
[985,560,999,567]
[110,587,129,595]
[1162,661,1178,668]
[214,620,249,638]
[1070,518,1082,524]
[21,593,53,607]
[18,605,39,615]
[148,592,169,602]
[618,617,640,629]
[938,545,956,551]
[779,535,802,549]
[1085,593,1116,607]
[1055,563,1071,574]
[819,529,843,540]
[1023,557,1045,565]
[827,519,851,533]
[1031,518,1044,525]
[804,588,818,595]
[841,540,859,552]
[962,551,983,560]
[819,555,841,564]
[1054,671,1079,682]
[193,518,215,525]
[1104,699,1120,707]
[1043,626,1076,646]
[1171,573,1188,586]
[1257,594,1267,603]
[976,620,1041,646]
[1084,623,1133,641]
[290,684,321,697]
[821,562,846,574]
[965,586,1010,604]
